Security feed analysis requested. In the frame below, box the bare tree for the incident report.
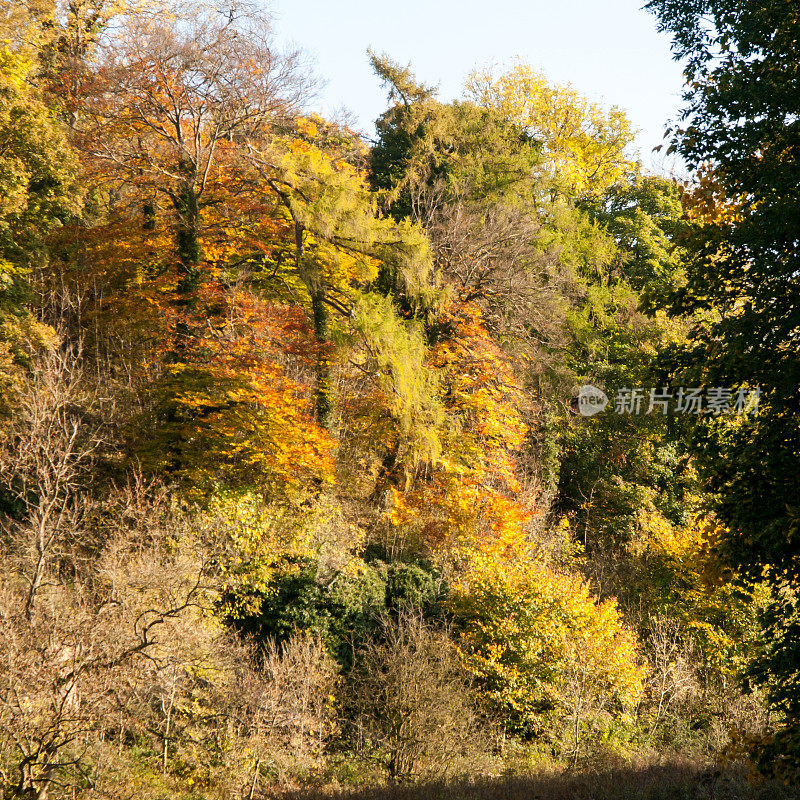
[644,615,698,737]
[0,352,213,799]
[0,507,210,800]
[0,344,109,624]
[228,632,339,793]
[347,612,492,783]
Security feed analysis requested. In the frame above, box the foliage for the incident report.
[0,45,76,418]
[466,60,635,198]
[0,47,77,255]
[645,0,800,772]
[588,174,689,304]
[136,284,336,502]
[451,555,644,742]
[349,291,443,470]
[227,546,448,670]
[382,302,531,561]
[0,1,786,792]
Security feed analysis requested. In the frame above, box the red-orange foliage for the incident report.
[136,281,336,502]
[387,304,532,558]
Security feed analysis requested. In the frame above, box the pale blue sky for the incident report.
[270,0,686,169]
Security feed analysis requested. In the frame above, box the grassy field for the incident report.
[271,763,798,800]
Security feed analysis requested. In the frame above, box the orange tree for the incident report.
[382,302,532,561]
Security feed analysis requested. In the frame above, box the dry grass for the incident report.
[268,762,798,800]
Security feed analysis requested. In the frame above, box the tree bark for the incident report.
[294,221,333,430]
[174,157,201,294]
[310,285,333,430]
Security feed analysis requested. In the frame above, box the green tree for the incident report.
[554,174,696,590]
[646,0,800,775]
[588,174,689,303]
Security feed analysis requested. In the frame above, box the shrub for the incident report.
[450,554,644,759]
[345,612,494,783]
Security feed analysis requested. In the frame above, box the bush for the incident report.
[345,612,494,783]
[450,554,644,757]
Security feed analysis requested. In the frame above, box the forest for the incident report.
[0,1,799,798]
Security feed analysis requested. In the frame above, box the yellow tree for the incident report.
[466,61,635,199]
[0,44,78,420]
[383,302,532,561]
[451,553,644,748]
[237,117,435,429]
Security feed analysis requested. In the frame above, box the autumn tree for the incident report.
[55,4,338,494]
[77,0,312,284]
[239,117,435,429]
[451,554,644,747]
[466,60,635,200]
[0,43,77,419]
[376,302,531,563]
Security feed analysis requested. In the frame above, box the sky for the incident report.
[269,0,687,171]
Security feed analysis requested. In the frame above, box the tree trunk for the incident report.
[295,221,333,430]
[174,158,201,294]
[25,513,50,624]
[165,166,201,372]
[310,285,333,430]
